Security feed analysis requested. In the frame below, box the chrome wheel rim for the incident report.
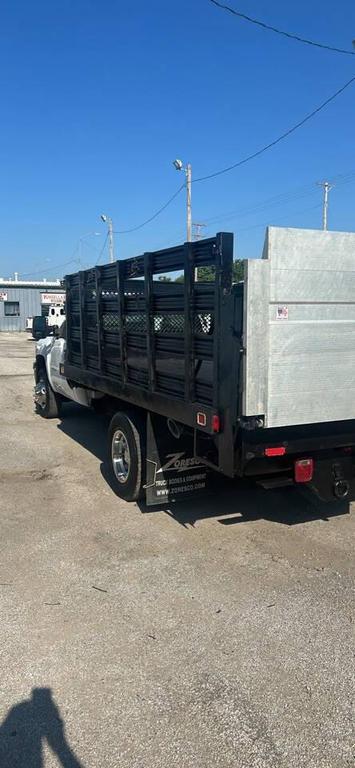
[112,429,131,484]
[34,379,47,410]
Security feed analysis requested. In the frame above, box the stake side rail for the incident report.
[64,234,238,456]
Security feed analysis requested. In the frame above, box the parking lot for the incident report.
[0,332,354,767]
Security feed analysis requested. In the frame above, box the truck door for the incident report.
[49,322,71,397]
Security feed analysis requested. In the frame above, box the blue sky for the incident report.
[0,0,354,278]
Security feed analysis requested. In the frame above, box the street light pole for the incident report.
[173,158,197,279]
[100,214,115,262]
[186,162,192,243]
[173,159,192,242]
[318,181,333,231]
[108,218,114,264]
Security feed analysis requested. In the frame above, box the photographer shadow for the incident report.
[0,688,83,768]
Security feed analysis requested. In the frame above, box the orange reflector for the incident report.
[212,414,220,433]
[294,458,314,483]
[264,446,286,457]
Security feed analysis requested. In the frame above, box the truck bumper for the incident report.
[242,450,355,503]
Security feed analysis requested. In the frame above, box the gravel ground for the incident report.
[0,332,354,768]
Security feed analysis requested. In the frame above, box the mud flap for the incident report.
[145,414,210,506]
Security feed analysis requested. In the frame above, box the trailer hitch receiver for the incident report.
[333,479,350,500]
[332,462,350,499]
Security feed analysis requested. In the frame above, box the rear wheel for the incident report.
[108,411,145,501]
[34,369,61,418]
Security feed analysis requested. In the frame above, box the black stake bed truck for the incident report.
[34,227,355,504]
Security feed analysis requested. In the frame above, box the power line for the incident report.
[21,80,353,268]
[20,246,80,278]
[115,183,185,234]
[18,166,355,278]
[235,202,323,235]
[201,170,355,226]
[145,228,187,251]
[98,76,354,234]
[203,185,318,225]
[111,73,355,235]
[96,232,109,264]
[209,0,355,56]
[194,75,355,183]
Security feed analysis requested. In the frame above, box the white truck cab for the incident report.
[47,304,65,328]
[33,321,100,415]
[28,304,66,339]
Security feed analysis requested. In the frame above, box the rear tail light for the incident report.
[212,414,220,433]
[264,446,286,457]
[294,458,314,483]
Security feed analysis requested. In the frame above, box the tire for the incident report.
[34,369,61,419]
[108,411,145,501]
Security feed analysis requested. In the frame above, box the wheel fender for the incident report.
[34,354,47,382]
[35,351,55,390]
[35,343,55,390]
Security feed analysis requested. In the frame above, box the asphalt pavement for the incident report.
[0,332,354,767]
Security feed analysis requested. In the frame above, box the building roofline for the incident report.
[0,280,63,288]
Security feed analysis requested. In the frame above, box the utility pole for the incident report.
[108,217,114,263]
[173,158,196,277]
[100,214,115,262]
[186,162,192,242]
[192,222,206,241]
[173,158,192,242]
[318,181,333,231]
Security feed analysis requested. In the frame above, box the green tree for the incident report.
[196,266,215,282]
[232,259,244,283]
[176,260,244,283]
